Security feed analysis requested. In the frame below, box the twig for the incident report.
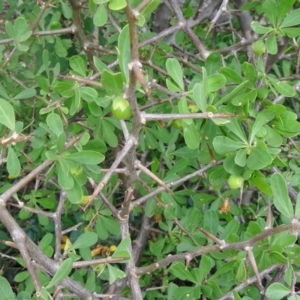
[219,264,283,300]
[84,135,136,209]
[135,160,173,193]
[131,161,222,209]
[140,112,236,122]
[136,222,295,276]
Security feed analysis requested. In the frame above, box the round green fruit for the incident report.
[171,119,183,129]
[227,175,244,189]
[188,104,199,113]
[112,96,132,120]
[252,40,266,56]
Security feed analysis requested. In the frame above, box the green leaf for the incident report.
[46,113,63,136]
[235,148,247,167]
[112,237,131,257]
[71,232,98,250]
[61,1,72,19]
[242,62,256,84]
[225,118,248,143]
[15,42,29,52]
[166,58,184,90]
[53,80,75,97]
[170,262,196,283]
[193,83,207,112]
[203,210,219,236]
[249,110,276,144]
[247,142,273,170]
[94,0,109,3]
[213,136,244,155]
[5,21,15,38]
[220,67,243,84]
[69,55,86,77]
[0,98,15,130]
[281,27,300,38]
[236,260,247,282]
[101,70,123,96]
[57,132,66,154]
[102,120,118,147]
[102,216,120,236]
[93,56,110,73]
[70,86,81,116]
[207,74,226,92]
[265,126,283,147]
[215,80,249,106]
[107,264,126,284]
[117,25,130,82]
[231,90,257,106]
[277,0,295,25]
[220,219,240,240]
[140,0,160,15]
[269,251,287,263]
[251,21,273,34]
[295,193,300,218]
[65,150,104,165]
[263,0,278,26]
[266,33,278,55]
[271,111,300,137]
[0,83,10,100]
[183,122,200,150]
[250,171,273,195]
[14,88,36,100]
[54,36,68,57]
[268,77,296,97]
[13,17,32,41]
[7,146,21,177]
[166,78,181,92]
[108,0,127,10]
[40,287,52,300]
[94,4,108,26]
[80,87,98,102]
[193,255,212,284]
[35,75,49,93]
[57,160,74,190]
[39,233,53,251]
[265,283,291,300]
[178,97,192,125]
[0,276,16,299]
[46,258,73,289]
[66,178,83,204]
[280,8,300,28]
[224,153,244,173]
[270,173,294,218]
[205,52,221,75]
[192,68,208,112]
[14,271,29,282]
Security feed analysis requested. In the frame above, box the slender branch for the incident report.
[59,75,103,88]
[141,112,236,122]
[131,161,222,209]
[136,223,294,276]
[54,191,68,261]
[219,264,283,300]
[85,135,136,209]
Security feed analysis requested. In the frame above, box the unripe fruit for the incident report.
[188,104,199,113]
[112,96,132,120]
[227,175,244,189]
[252,40,266,56]
[171,119,183,129]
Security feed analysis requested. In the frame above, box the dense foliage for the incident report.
[1,0,300,299]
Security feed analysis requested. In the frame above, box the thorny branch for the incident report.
[0,0,300,299]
